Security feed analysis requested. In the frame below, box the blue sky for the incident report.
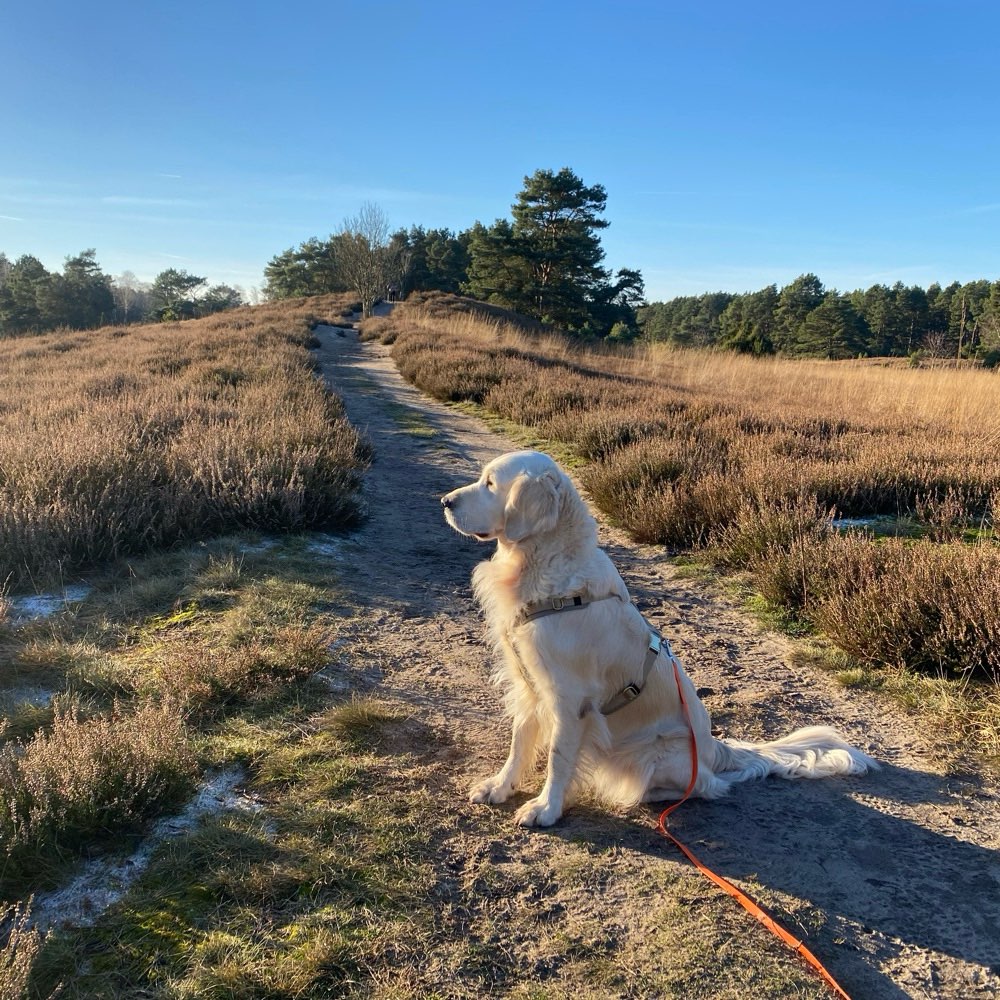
[2,1,997,302]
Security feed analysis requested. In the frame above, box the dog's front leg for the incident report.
[469,710,540,804]
[514,704,585,827]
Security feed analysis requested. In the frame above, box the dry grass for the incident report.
[0,900,61,1000]
[0,294,369,590]
[365,294,1000,694]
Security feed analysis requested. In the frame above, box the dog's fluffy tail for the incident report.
[712,725,877,786]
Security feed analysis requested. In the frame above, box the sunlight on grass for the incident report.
[0,294,369,590]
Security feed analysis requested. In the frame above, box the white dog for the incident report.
[441,450,875,828]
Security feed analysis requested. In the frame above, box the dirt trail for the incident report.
[313,323,1000,999]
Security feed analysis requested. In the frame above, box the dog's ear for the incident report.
[503,472,560,542]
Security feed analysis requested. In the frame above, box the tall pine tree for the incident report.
[464,168,639,334]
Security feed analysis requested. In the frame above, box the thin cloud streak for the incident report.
[101,196,203,208]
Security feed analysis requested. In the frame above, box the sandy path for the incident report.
[313,323,1000,999]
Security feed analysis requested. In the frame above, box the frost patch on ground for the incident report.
[10,585,92,622]
[0,686,54,709]
[31,767,263,932]
[238,537,278,554]
[306,533,347,557]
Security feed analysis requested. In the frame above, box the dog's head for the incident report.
[441,451,564,543]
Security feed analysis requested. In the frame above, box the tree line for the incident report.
[267,167,999,359]
[12,166,998,359]
[0,250,246,336]
[637,274,1000,362]
[265,168,645,337]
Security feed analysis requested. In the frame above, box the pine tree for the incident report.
[718,285,779,354]
[510,168,610,330]
[774,274,826,352]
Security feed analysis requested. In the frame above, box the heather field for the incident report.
[0,295,372,995]
[0,294,369,590]
[2,297,997,998]
[365,293,1000,703]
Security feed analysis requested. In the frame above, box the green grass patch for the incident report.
[741,593,814,638]
[790,640,1000,766]
[385,401,438,438]
[30,692,441,999]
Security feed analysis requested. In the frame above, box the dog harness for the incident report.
[513,594,674,715]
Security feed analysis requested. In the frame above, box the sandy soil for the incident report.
[312,322,1000,999]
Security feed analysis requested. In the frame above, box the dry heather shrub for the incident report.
[0,701,196,868]
[0,295,368,589]
[711,492,835,607]
[811,538,1000,682]
[543,407,675,459]
[483,362,620,428]
[389,328,498,402]
[587,469,739,548]
[357,316,394,343]
[0,900,60,1000]
[581,435,739,545]
[914,486,977,541]
[144,624,331,715]
[406,288,549,334]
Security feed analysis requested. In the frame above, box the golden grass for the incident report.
[0,900,61,1000]
[0,294,369,589]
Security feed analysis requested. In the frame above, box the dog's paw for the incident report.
[469,776,512,804]
[514,796,561,827]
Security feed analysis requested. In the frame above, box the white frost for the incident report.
[30,767,263,931]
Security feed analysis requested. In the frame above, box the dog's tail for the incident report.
[711,725,877,787]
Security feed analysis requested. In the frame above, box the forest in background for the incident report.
[265,167,1000,361]
[0,250,247,336]
[637,275,1000,363]
[5,166,999,361]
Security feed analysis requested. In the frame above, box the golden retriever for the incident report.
[442,450,875,827]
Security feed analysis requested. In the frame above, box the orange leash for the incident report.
[658,657,853,1000]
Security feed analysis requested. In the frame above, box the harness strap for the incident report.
[515,594,664,716]
[516,592,623,625]
[600,629,666,715]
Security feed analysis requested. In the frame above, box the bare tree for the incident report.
[336,202,401,318]
[921,328,950,360]
[112,271,149,323]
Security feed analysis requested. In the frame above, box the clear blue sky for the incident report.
[2,1,997,302]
